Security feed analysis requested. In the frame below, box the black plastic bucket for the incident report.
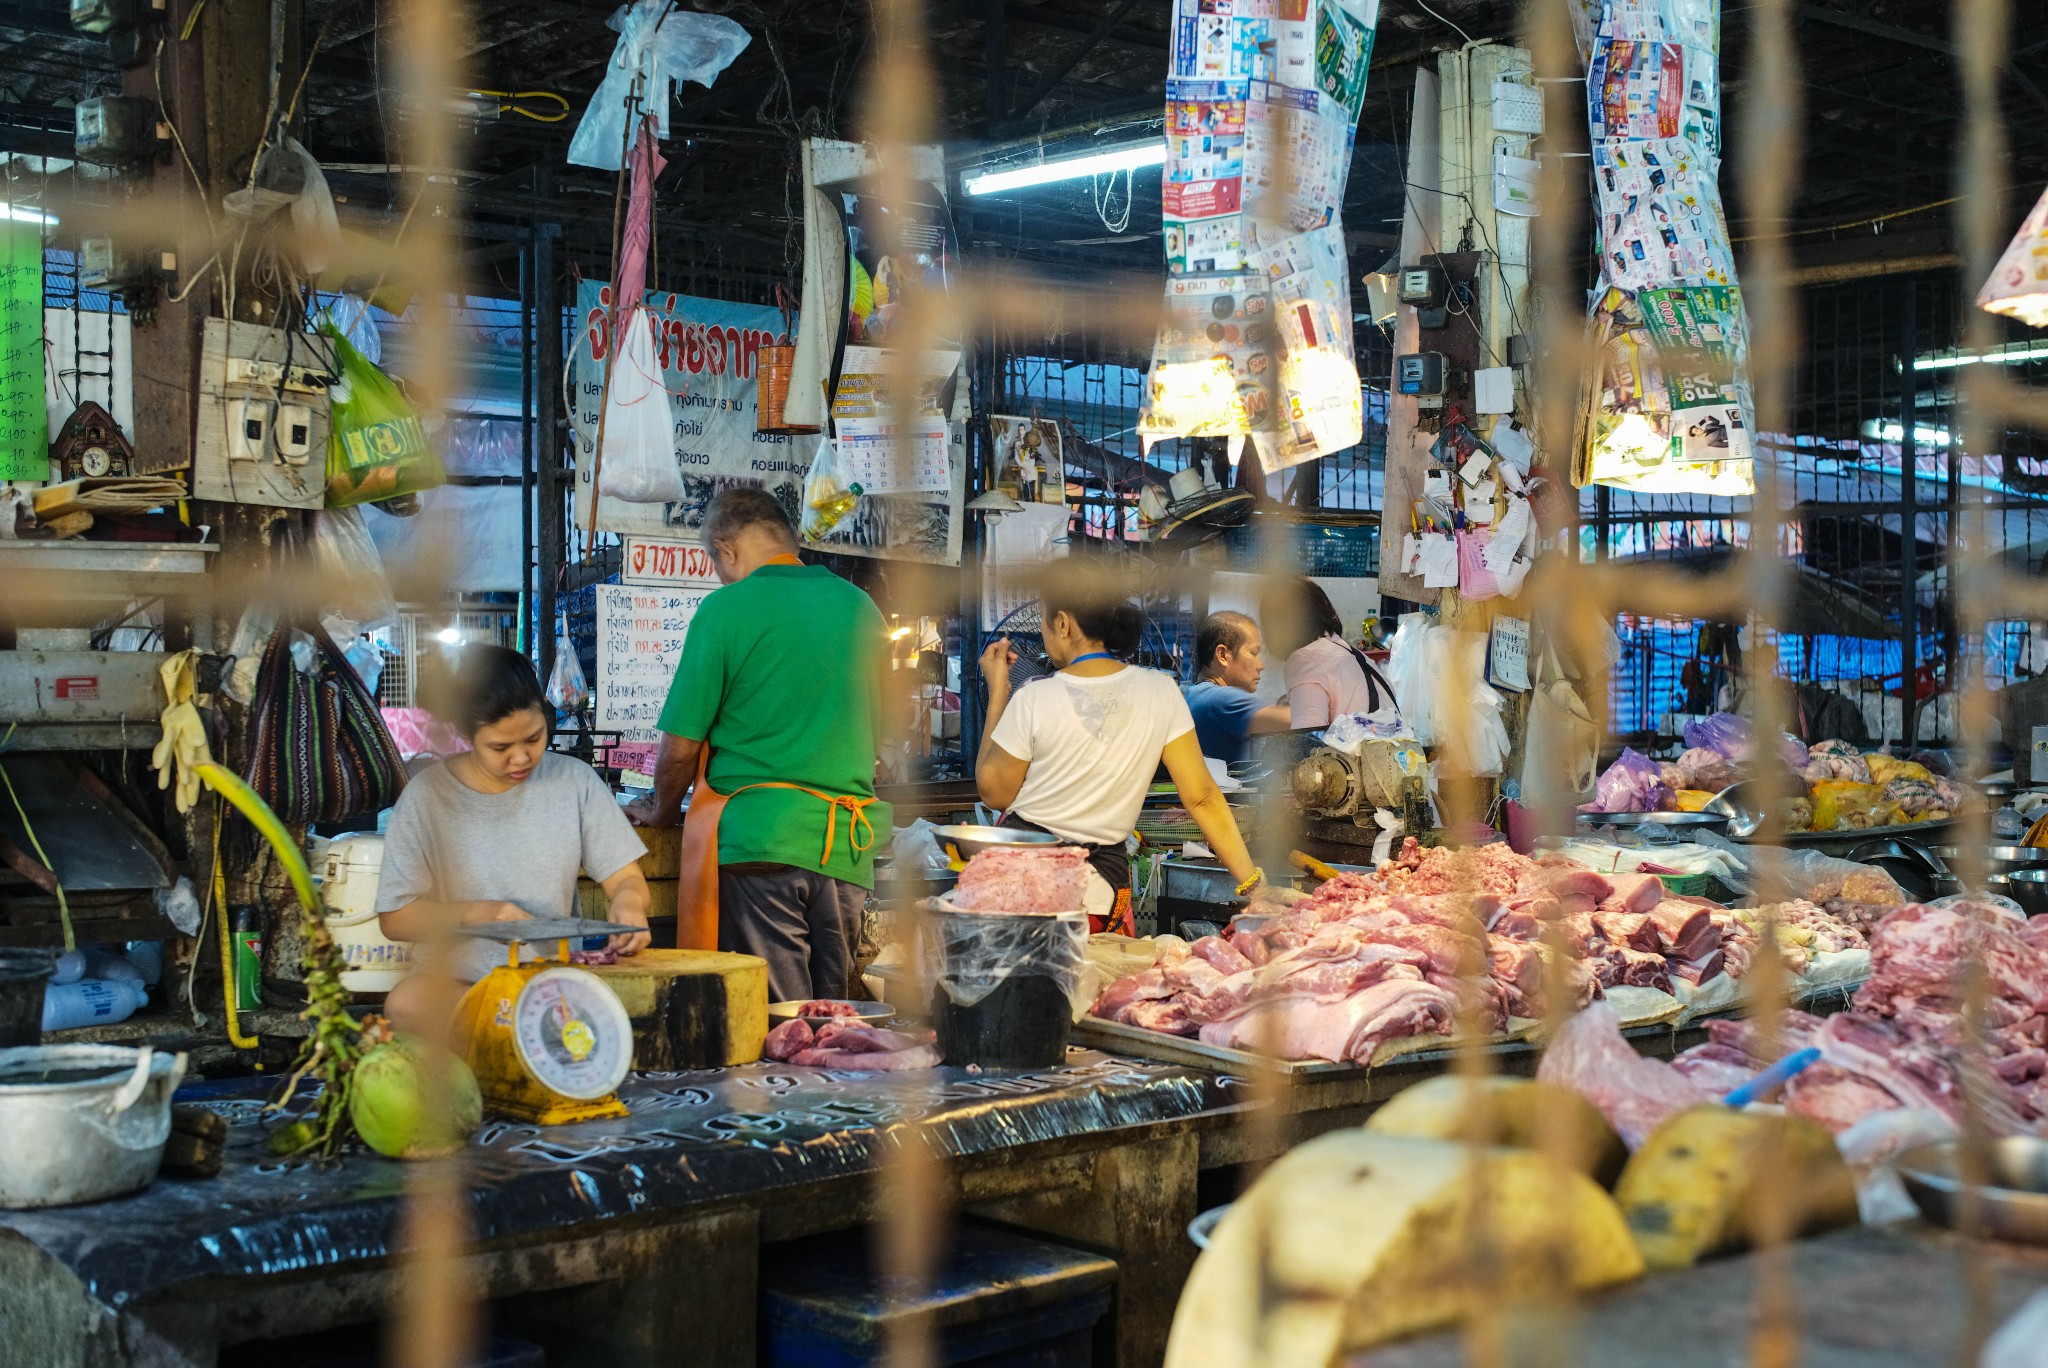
[0,949,57,1047]
[929,911,1084,1070]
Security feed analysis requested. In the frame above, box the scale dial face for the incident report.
[511,966,632,1100]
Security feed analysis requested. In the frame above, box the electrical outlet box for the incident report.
[229,400,271,460]
[1396,352,1446,397]
[275,403,313,462]
[192,318,335,506]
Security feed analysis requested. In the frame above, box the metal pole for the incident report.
[1898,276,1920,748]
[535,177,565,685]
[520,203,536,659]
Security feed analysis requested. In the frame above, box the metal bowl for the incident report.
[1999,867,2048,918]
[767,1000,897,1027]
[1575,810,1732,839]
[1898,1137,2048,1244]
[1936,845,2048,873]
[928,824,1064,861]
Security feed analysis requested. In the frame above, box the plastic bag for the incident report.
[1779,733,1810,772]
[546,618,590,713]
[1682,711,1753,759]
[321,320,446,507]
[595,306,684,503]
[1810,780,1897,831]
[310,506,398,642]
[1587,747,1672,813]
[568,1,752,169]
[1675,745,1743,793]
[925,908,1090,1012]
[1834,1108,1957,1226]
[799,433,859,542]
[890,819,952,874]
[289,140,342,275]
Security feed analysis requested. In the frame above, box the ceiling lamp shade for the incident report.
[1979,182,2048,328]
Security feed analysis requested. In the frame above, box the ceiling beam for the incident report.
[1004,0,1146,123]
[1798,3,2048,119]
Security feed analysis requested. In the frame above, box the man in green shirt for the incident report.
[626,488,892,1001]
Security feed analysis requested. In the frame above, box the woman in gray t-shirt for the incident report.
[375,646,651,1028]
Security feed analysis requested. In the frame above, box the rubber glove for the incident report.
[151,650,215,814]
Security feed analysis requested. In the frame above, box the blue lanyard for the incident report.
[1068,652,1117,665]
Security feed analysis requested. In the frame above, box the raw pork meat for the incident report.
[951,845,1093,914]
[1669,1042,1762,1097]
[1784,1062,1905,1134]
[1379,838,1539,898]
[1198,978,1459,1062]
[794,999,862,1019]
[789,1020,941,1071]
[1603,870,1666,915]
[1649,903,1720,961]
[764,1018,816,1060]
[1537,1001,1710,1148]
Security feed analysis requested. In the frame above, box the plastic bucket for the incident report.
[928,911,1084,1070]
[0,949,57,1048]
[756,343,820,435]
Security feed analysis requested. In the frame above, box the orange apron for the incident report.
[675,747,881,951]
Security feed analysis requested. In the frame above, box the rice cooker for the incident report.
[321,834,411,993]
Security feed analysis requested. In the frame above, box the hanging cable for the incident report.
[471,88,571,122]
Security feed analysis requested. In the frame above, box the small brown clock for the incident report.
[51,401,135,481]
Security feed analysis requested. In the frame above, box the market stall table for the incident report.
[1348,1224,2048,1368]
[0,1053,1245,1368]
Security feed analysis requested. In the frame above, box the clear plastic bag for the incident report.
[891,819,952,874]
[925,908,1090,1012]
[800,433,860,542]
[546,617,590,714]
[310,507,398,642]
[568,1,752,169]
[596,306,684,503]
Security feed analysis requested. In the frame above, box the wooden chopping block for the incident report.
[586,949,768,1069]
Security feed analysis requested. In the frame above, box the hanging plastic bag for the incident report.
[568,2,752,170]
[546,616,591,714]
[800,433,860,542]
[595,306,684,503]
[310,506,397,643]
[320,320,446,507]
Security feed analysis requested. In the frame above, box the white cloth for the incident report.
[1285,635,1380,728]
[989,666,1194,846]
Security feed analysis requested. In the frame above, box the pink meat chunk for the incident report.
[1537,1001,1710,1148]
[1198,978,1459,1063]
[1669,1042,1763,1097]
[1783,1061,1904,1134]
[1190,935,1254,975]
[764,1018,815,1061]
[951,846,1093,914]
[1604,870,1666,915]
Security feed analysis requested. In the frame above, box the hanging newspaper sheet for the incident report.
[1139,0,1379,473]
[1571,0,1756,495]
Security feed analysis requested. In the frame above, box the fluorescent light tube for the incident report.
[962,140,1166,196]
[1911,341,2048,371]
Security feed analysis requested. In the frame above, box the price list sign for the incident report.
[0,223,46,482]
[594,580,718,742]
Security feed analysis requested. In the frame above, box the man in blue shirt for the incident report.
[1185,611,1293,764]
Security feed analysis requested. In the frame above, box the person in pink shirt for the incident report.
[1263,577,1398,728]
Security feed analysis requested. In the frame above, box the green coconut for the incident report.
[350,1038,483,1159]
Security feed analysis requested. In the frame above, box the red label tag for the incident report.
[53,676,99,701]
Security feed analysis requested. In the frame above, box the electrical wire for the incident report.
[470,89,571,122]
[1413,0,1478,48]
[0,737,73,951]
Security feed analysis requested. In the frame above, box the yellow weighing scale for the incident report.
[450,918,640,1125]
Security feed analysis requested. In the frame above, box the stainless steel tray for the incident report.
[1072,1016,1359,1076]
[1898,1137,2048,1244]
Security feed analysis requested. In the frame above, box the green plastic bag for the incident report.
[320,319,445,507]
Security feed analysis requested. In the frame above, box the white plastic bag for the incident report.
[568,2,752,169]
[546,616,591,714]
[595,306,683,503]
[1383,614,1438,744]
